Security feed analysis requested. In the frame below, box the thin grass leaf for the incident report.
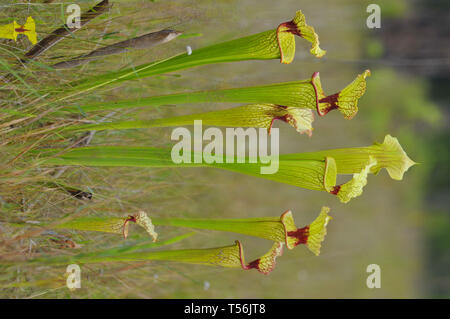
[39,180,92,200]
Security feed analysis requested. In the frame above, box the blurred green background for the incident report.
[0,0,448,298]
